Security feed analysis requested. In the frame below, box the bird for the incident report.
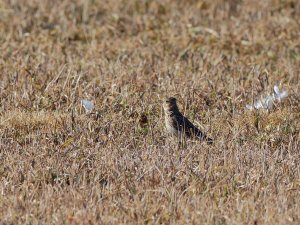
[163,97,213,144]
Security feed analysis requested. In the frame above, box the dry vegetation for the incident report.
[0,0,299,224]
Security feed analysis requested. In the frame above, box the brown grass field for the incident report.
[0,0,299,224]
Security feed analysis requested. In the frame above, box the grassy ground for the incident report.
[0,0,299,224]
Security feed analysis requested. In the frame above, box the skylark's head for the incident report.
[163,97,178,113]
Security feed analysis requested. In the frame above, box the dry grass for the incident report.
[0,0,299,224]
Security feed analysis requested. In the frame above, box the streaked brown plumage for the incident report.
[163,97,213,144]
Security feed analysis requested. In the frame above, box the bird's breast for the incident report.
[165,115,179,135]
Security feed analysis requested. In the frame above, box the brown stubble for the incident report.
[0,0,300,224]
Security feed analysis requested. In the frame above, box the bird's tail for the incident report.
[206,137,213,145]
[196,132,213,145]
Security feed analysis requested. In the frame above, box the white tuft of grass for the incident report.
[81,99,94,113]
[246,85,288,110]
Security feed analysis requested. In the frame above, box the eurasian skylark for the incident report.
[163,97,213,144]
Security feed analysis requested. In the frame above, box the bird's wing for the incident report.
[173,112,213,144]
[183,116,205,138]
[174,113,204,138]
